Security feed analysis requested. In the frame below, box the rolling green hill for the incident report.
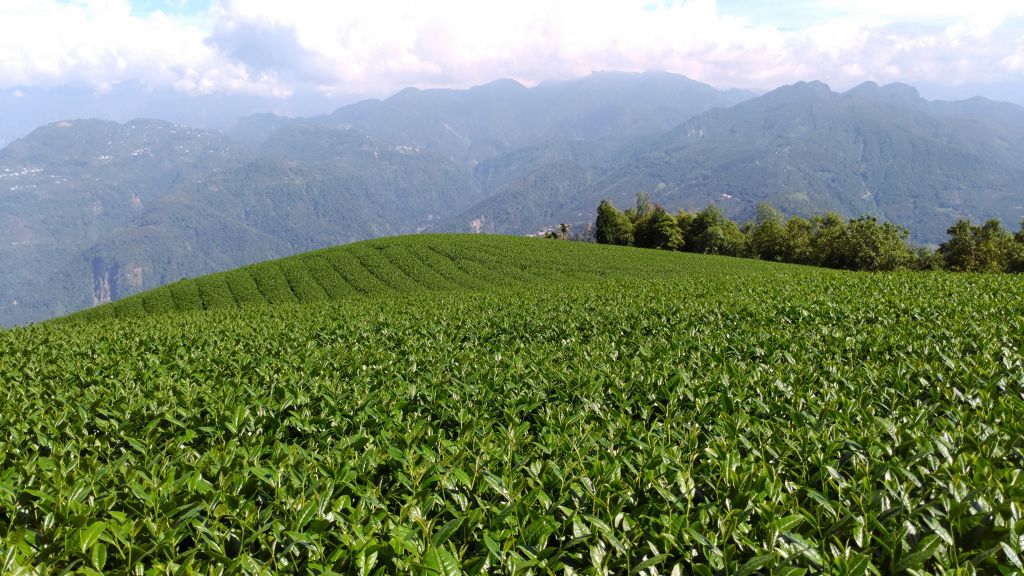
[5,235,1023,573]
[7,76,1024,327]
[2,71,751,327]
[63,234,752,322]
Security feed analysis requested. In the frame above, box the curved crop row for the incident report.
[64,235,768,323]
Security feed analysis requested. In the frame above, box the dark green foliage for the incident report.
[597,200,933,272]
[683,204,747,256]
[648,209,683,250]
[975,219,1015,272]
[939,218,1022,272]
[914,246,946,271]
[676,209,695,243]
[1009,241,1024,273]
[840,217,915,271]
[595,200,635,246]
[3,235,1023,573]
[748,204,788,261]
[808,212,849,268]
[632,204,682,250]
[782,216,815,264]
[940,220,981,272]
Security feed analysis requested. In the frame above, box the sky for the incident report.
[1,0,1023,103]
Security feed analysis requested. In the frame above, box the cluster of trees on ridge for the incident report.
[591,194,1024,273]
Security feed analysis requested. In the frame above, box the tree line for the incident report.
[592,194,1024,273]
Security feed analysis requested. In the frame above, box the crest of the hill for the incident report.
[63,234,791,323]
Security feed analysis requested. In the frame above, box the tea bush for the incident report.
[2,235,1022,574]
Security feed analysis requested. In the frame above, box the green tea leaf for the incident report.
[894,535,942,572]
[79,521,106,554]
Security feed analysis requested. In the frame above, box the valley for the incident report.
[4,73,1024,326]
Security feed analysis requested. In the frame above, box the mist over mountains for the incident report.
[2,71,1023,326]
[0,83,360,150]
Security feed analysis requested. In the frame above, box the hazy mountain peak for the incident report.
[470,78,528,93]
[880,82,922,100]
[847,81,923,105]
[763,80,834,101]
[391,86,423,99]
[791,80,832,93]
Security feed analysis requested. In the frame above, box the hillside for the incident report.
[6,235,1023,573]
[5,75,1024,327]
[63,234,757,322]
[1,71,749,327]
[455,81,1024,241]
[0,119,249,324]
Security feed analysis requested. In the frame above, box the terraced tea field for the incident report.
[2,235,1023,574]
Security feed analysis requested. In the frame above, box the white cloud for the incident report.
[1005,38,1024,71]
[0,0,1021,98]
[0,0,287,95]
[205,0,796,92]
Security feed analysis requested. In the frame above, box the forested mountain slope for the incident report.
[450,81,1024,241]
[2,72,749,326]
[4,73,1024,326]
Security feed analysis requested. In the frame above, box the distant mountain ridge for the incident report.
[0,118,247,322]
[450,80,1024,241]
[1,71,752,326]
[2,72,1023,326]
[230,71,753,162]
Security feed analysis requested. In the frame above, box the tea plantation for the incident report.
[2,235,1023,574]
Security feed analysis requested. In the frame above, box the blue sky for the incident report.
[3,0,1023,102]
[128,0,210,17]
[715,0,835,29]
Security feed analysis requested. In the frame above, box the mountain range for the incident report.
[2,71,1023,326]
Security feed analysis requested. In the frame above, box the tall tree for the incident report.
[676,210,695,243]
[842,217,914,271]
[595,200,634,246]
[626,192,654,223]
[1010,220,1024,273]
[810,213,848,268]
[936,218,1016,272]
[783,216,814,265]
[974,219,1014,272]
[626,192,657,247]
[645,206,683,250]
[688,204,746,256]
[748,203,787,261]
[939,219,976,271]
